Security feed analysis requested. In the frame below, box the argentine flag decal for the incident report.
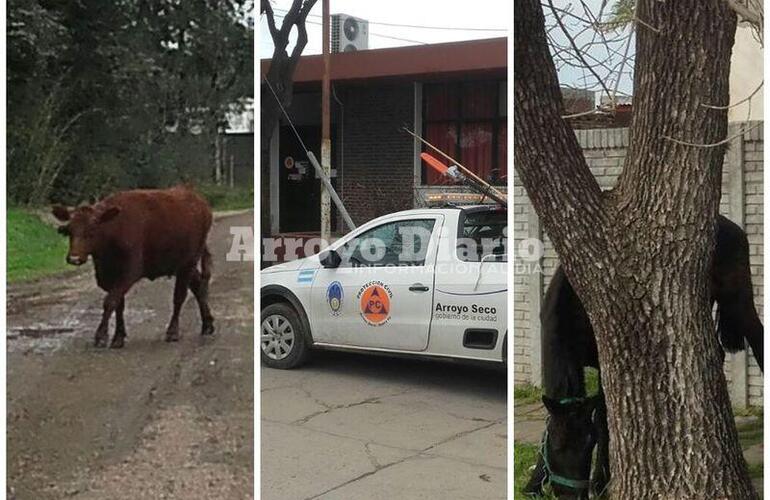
[297,269,316,284]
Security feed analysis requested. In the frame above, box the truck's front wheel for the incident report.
[260,303,310,369]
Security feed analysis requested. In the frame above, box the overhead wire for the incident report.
[272,7,506,32]
[268,12,429,44]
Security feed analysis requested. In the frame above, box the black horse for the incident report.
[523,215,764,498]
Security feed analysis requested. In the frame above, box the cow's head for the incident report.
[52,204,121,266]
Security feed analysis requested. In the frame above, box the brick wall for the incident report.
[338,84,415,225]
[514,122,764,407]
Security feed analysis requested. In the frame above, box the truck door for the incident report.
[429,208,507,361]
[310,215,443,351]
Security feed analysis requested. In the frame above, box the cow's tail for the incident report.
[200,244,213,281]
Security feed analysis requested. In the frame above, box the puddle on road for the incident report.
[7,307,157,355]
[9,327,76,339]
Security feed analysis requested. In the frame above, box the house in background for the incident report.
[221,98,255,188]
[260,37,507,236]
[729,21,763,122]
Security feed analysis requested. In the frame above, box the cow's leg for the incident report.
[166,267,193,342]
[95,289,126,348]
[189,268,215,336]
[110,297,127,349]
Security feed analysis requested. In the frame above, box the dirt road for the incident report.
[7,211,254,500]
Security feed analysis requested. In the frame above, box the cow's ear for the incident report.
[97,206,120,224]
[52,205,70,222]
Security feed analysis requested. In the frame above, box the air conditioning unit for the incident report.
[331,14,369,53]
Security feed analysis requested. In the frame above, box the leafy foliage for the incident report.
[601,0,636,32]
[7,0,254,206]
[7,209,70,282]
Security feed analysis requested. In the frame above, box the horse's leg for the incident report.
[744,314,763,372]
[592,378,611,497]
[523,440,548,496]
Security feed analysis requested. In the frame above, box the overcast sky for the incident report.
[259,0,510,58]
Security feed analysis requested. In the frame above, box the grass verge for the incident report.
[514,368,601,406]
[8,208,70,283]
[515,442,556,499]
[515,407,763,498]
[737,415,764,449]
[197,183,253,211]
[514,384,543,406]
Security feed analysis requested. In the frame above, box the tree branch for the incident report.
[514,0,610,285]
[260,0,280,40]
[290,0,317,61]
[662,121,761,148]
[726,0,763,43]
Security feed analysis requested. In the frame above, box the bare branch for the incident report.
[702,81,763,110]
[547,0,614,102]
[662,122,761,148]
[726,0,763,44]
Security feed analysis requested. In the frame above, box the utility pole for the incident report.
[320,0,331,243]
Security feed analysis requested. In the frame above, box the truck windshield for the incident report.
[457,210,507,262]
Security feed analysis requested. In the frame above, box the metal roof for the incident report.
[261,37,507,85]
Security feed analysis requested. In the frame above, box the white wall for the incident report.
[729,24,763,122]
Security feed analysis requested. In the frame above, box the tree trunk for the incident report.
[515,1,756,497]
[260,0,316,146]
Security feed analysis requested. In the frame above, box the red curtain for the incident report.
[461,82,496,119]
[423,81,503,185]
[425,84,458,121]
[425,123,458,185]
[460,122,493,182]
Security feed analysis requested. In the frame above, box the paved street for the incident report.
[261,351,506,499]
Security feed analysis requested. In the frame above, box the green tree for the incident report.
[7,0,254,205]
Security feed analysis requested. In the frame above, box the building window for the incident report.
[422,81,507,186]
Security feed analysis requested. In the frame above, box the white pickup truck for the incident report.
[260,205,508,369]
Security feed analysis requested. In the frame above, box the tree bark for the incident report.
[515,1,756,497]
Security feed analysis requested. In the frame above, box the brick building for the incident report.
[260,37,507,236]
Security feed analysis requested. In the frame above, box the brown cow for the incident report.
[52,185,215,348]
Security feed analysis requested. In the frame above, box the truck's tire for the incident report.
[260,302,311,369]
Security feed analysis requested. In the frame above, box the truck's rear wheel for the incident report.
[260,303,310,369]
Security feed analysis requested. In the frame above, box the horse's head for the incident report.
[541,395,600,499]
